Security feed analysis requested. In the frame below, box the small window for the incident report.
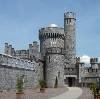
[58,71,60,77]
[69,19,71,23]
[67,19,68,24]
[49,56,50,62]
[96,69,97,72]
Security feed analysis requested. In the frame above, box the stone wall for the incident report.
[64,12,76,66]
[0,66,34,90]
[39,26,65,87]
[0,54,43,91]
[46,54,64,87]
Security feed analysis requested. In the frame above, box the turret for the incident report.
[4,43,9,54]
[39,24,65,87]
[90,58,98,69]
[8,45,12,55]
[64,11,76,66]
[39,24,64,59]
[29,41,40,61]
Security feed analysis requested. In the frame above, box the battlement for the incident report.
[0,53,37,70]
[4,43,15,56]
[76,57,80,63]
[39,32,65,40]
[90,58,98,64]
[64,11,76,19]
[39,27,64,40]
[4,42,40,61]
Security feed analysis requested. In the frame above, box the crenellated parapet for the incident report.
[0,54,38,71]
[39,32,65,40]
[39,27,64,40]
[90,58,99,69]
[64,12,76,20]
[90,58,98,64]
[39,25,65,58]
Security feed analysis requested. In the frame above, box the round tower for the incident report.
[39,24,65,87]
[64,12,77,87]
[64,12,76,66]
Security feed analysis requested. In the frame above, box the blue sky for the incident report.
[0,0,100,57]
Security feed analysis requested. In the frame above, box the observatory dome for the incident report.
[48,24,58,27]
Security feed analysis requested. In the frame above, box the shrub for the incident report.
[90,82,100,95]
[16,75,24,93]
[38,79,46,88]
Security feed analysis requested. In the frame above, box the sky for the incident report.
[0,0,100,58]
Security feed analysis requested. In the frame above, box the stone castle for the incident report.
[0,11,100,90]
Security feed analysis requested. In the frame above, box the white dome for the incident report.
[48,24,58,27]
[80,55,90,63]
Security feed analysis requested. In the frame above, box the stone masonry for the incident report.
[39,26,65,87]
[0,11,100,90]
[0,54,43,90]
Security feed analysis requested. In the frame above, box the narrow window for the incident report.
[96,69,97,72]
[49,56,50,62]
[67,19,68,24]
[69,19,71,23]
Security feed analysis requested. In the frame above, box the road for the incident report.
[51,87,82,99]
[78,88,94,99]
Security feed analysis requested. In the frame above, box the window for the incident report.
[58,71,60,77]
[69,19,71,23]
[49,56,50,62]
[96,69,97,72]
[67,19,68,24]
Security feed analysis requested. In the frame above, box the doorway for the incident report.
[68,77,73,87]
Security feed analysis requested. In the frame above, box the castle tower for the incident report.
[8,45,12,55]
[39,24,65,87]
[64,12,77,86]
[64,12,76,66]
[5,43,9,54]
[90,58,99,69]
[29,41,40,61]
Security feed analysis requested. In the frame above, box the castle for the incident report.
[0,11,100,90]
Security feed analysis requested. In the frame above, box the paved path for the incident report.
[0,88,67,99]
[78,88,94,99]
[51,87,82,99]
[0,87,94,99]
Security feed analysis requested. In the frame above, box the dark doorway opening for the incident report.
[68,77,73,87]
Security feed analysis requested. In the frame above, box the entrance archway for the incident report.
[68,77,76,87]
[68,77,73,87]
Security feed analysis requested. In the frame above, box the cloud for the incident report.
[98,57,100,63]
[80,55,90,63]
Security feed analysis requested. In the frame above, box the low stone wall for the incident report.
[0,64,43,91]
[0,54,43,91]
